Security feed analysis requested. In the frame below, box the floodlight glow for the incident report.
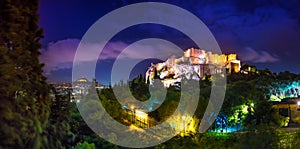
[242,106,248,114]
[135,110,148,120]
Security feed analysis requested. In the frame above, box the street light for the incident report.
[297,101,300,106]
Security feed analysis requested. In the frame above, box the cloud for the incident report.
[40,39,80,74]
[239,47,279,63]
[40,39,125,74]
[40,38,182,74]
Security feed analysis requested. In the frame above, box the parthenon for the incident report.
[145,48,241,87]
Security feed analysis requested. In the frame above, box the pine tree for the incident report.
[0,0,51,148]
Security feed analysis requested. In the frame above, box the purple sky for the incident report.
[38,0,300,84]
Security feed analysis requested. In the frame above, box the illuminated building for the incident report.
[272,98,300,125]
[145,48,241,87]
[268,81,300,126]
[72,77,91,96]
[71,78,107,102]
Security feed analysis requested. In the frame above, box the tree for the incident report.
[72,141,96,149]
[0,0,51,148]
[46,89,75,148]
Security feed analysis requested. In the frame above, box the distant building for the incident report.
[145,48,241,87]
[72,77,91,95]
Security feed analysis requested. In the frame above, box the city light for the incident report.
[297,101,300,106]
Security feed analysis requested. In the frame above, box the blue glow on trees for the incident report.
[268,81,300,101]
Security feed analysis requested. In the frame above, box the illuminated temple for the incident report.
[145,48,241,87]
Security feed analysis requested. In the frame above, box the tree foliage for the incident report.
[0,0,51,148]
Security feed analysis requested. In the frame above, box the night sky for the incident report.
[38,0,300,84]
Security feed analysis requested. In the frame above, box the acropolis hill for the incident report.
[145,48,241,87]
